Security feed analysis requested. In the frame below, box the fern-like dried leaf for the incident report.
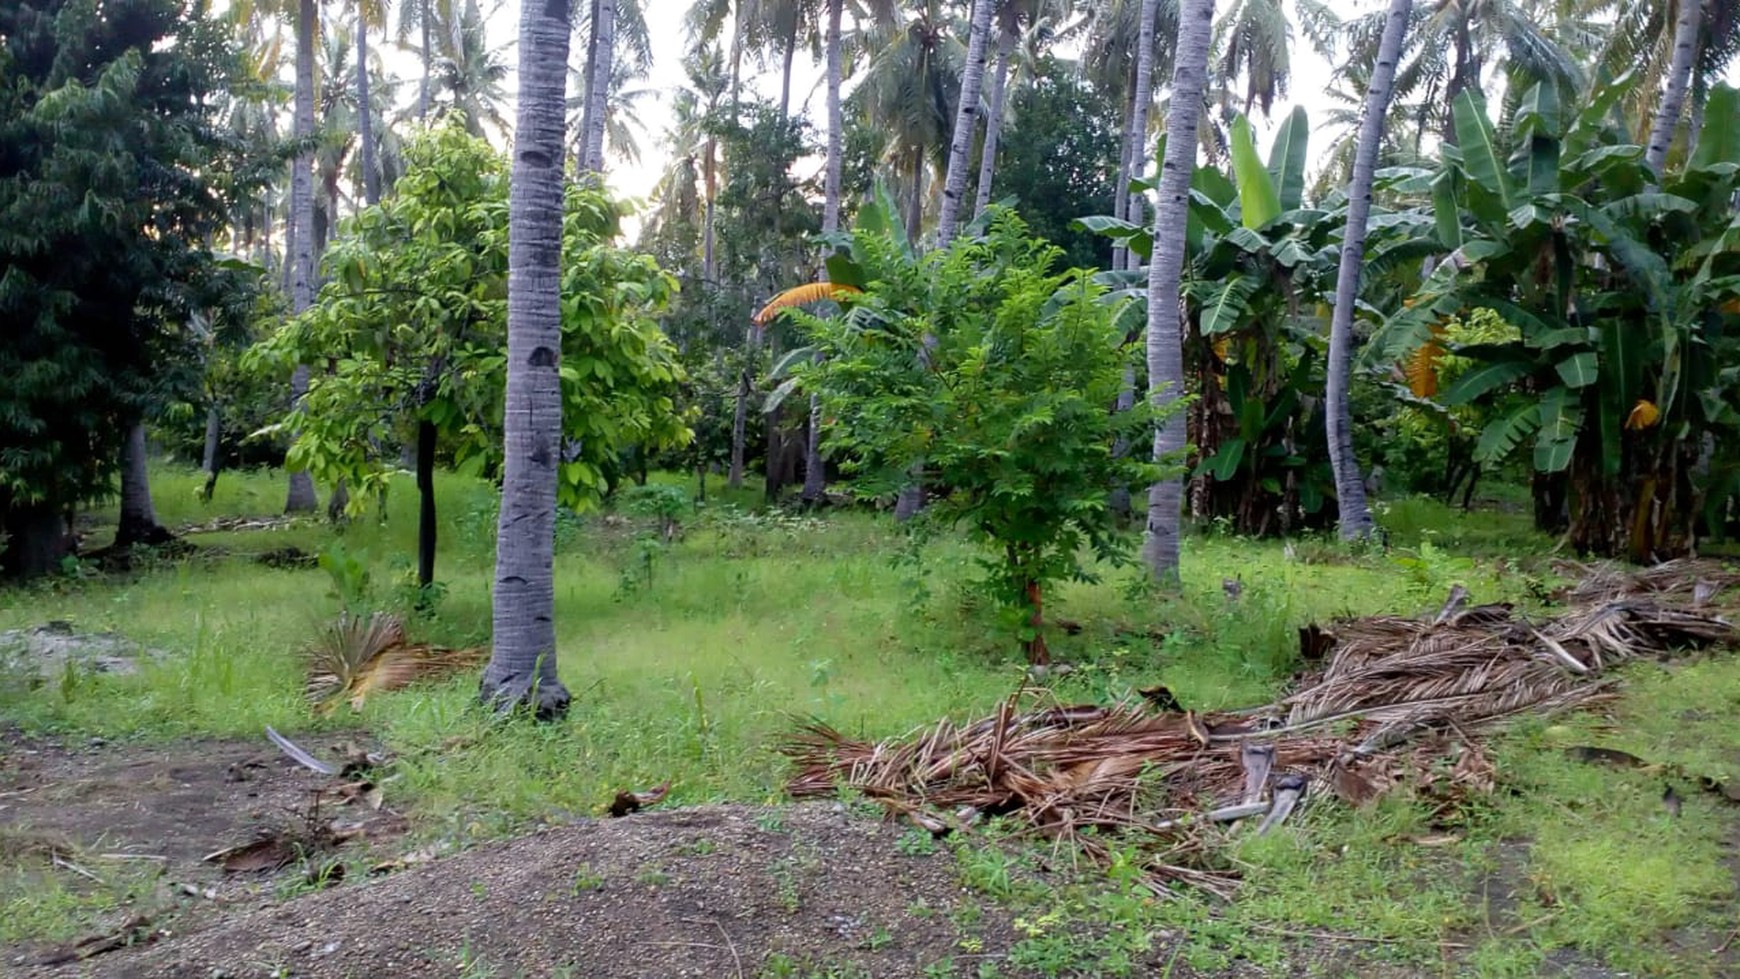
[752,282,863,325]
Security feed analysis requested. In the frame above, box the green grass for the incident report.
[2,463,1737,975]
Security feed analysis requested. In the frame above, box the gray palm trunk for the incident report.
[481,0,574,719]
[202,405,221,474]
[935,0,998,246]
[780,27,797,122]
[419,0,431,120]
[1124,0,1160,265]
[356,17,381,206]
[579,0,616,173]
[285,0,319,514]
[728,325,760,489]
[1327,0,1410,540]
[1142,0,1213,583]
[116,422,169,547]
[1110,74,1136,272]
[804,0,844,507]
[1646,0,1703,179]
[972,26,1016,219]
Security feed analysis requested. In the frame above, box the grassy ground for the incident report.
[3,465,1738,975]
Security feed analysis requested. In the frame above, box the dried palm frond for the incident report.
[303,613,487,712]
[784,564,1738,896]
[752,282,863,325]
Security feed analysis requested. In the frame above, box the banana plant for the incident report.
[1373,78,1740,558]
[1080,108,1426,534]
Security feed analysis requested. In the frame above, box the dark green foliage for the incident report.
[987,65,1119,269]
[0,0,257,575]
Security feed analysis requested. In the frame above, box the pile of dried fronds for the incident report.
[782,565,1737,895]
[303,612,486,712]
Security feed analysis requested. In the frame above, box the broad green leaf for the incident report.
[1441,360,1533,406]
[1201,276,1261,335]
[1600,192,1698,222]
[1555,350,1599,388]
[1452,91,1511,212]
[1199,437,1247,481]
[1526,326,1593,349]
[1534,385,1584,473]
[1230,115,1281,229]
[1475,403,1542,464]
[1690,84,1740,171]
[1266,106,1310,212]
[825,253,866,290]
[1512,81,1562,140]
[1432,171,1463,249]
[762,376,802,415]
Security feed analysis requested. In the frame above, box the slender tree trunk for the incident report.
[285,0,319,513]
[1143,0,1214,584]
[416,418,437,587]
[936,0,997,246]
[805,0,844,508]
[419,0,431,120]
[581,0,615,173]
[972,26,1015,220]
[1647,0,1703,180]
[729,326,760,489]
[1111,70,1137,272]
[906,147,924,242]
[779,27,797,122]
[1124,0,1160,261]
[1326,0,1408,541]
[116,422,170,547]
[482,0,574,719]
[356,18,380,206]
[577,0,601,170]
[202,405,221,475]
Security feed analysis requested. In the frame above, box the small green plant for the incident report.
[570,864,604,893]
[317,542,372,613]
[895,828,938,857]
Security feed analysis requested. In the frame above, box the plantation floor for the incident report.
[4,466,1740,976]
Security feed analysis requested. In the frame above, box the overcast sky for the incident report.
[460,0,1345,212]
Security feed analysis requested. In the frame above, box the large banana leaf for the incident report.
[1201,275,1262,335]
[1534,385,1583,473]
[1266,106,1310,213]
[1691,85,1740,171]
[1230,115,1281,230]
[1432,171,1463,249]
[1441,360,1533,406]
[1475,402,1542,464]
[1452,91,1512,224]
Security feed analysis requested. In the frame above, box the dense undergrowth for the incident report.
[2,465,1737,976]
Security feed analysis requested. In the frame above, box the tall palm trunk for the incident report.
[972,25,1016,220]
[285,0,319,514]
[356,16,380,206]
[1327,0,1409,541]
[728,327,757,489]
[804,0,845,508]
[1143,0,1213,583]
[779,24,797,122]
[116,422,170,547]
[482,0,574,719]
[936,0,997,246]
[419,0,431,120]
[1110,70,1137,272]
[906,147,924,242]
[1124,0,1160,261]
[579,0,616,173]
[702,136,717,281]
[1647,0,1703,179]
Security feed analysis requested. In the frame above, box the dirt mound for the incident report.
[34,803,1028,979]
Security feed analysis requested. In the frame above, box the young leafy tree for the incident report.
[0,0,254,576]
[778,204,1178,663]
[260,124,688,592]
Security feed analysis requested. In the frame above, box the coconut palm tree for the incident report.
[854,0,958,239]
[936,0,998,245]
[286,0,319,513]
[1646,0,1704,178]
[578,0,616,173]
[803,0,845,506]
[430,0,512,138]
[1144,0,1214,582]
[1327,0,1411,541]
[971,0,1073,219]
[1082,0,1177,271]
[1594,0,1740,152]
[483,0,573,718]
